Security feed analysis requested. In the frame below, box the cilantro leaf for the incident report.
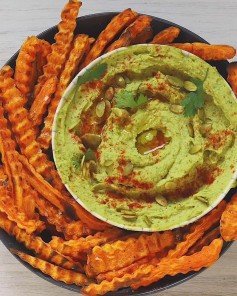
[71,153,83,169]
[115,90,148,109]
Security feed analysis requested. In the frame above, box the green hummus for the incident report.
[54,44,237,231]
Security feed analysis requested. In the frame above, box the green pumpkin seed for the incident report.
[96,101,106,118]
[105,100,111,113]
[112,107,129,118]
[81,133,101,149]
[195,196,209,205]
[188,123,194,137]
[164,181,176,191]
[155,194,168,206]
[92,183,106,192]
[169,104,184,114]
[124,76,130,84]
[104,87,114,101]
[189,144,202,154]
[198,108,205,121]
[143,215,152,227]
[115,74,126,88]
[80,155,85,169]
[167,75,184,88]
[104,159,113,167]
[122,214,137,221]
[123,162,134,176]
[121,209,135,216]
[184,81,197,92]
[199,123,212,135]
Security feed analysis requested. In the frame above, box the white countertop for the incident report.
[0,0,237,295]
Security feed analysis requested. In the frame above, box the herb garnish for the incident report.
[181,69,209,117]
[71,153,83,169]
[115,90,148,109]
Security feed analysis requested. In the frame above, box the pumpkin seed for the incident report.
[112,107,129,118]
[105,100,111,113]
[155,194,168,206]
[96,101,106,118]
[104,159,113,167]
[198,108,205,121]
[116,207,128,212]
[121,209,135,216]
[104,87,114,101]
[199,123,212,135]
[138,129,157,145]
[122,214,137,221]
[164,181,176,191]
[184,81,197,92]
[115,74,126,88]
[123,162,134,176]
[169,104,184,114]
[143,215,152,227]
[80,155,85,170]
[195,196,209,205]
[188,123,194,137]
[92,183,106,192]
[167,75,184,88]
[88,160,97,175]
[189,144,202,154]
[124,76,130,84]
[81,133,101,149]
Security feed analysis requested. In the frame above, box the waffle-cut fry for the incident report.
[0,188,45,234]
[105,15,152,53]
[11,249,93,286]
[132,26,153,44]
[0,213,83,271]
[80,9,138,68]
[0,166,7,183]
[14,36,41,98]
[82,238,223,295]
[49,228,125,258]
[34,0,81,97]
[29,76,58,127]
[86,230,175,277]
[220,193,237,241]
[227,62,237,97]
[150,26,180,44]
[38,34,93,150]
[169,43,236,60]
[22,184,37,220]
[188,226,220,255]
[36,40,52,79]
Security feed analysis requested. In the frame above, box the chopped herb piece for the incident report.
[71,153,83,169]
[115,90,148,109]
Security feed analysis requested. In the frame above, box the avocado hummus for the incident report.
[53,44,237,231]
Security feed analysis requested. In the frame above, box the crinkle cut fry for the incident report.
[105,15,152,53]
[169,43,236,60]
[82,238,223,295]
[80,8,138,69]
[220,193,237,241]
[11,249,93,286]
[34,0,81,97]
[49,228,125,258]
[0,212,83,271]
[14,36,41,98]
[36,39,51,79]
[29,76,58,128]
[150,26,180,44]
[38,34,93,150]
[227,62,237,97]
[86,230,175,277]
[0,186,45,234]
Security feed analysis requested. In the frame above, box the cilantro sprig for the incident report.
[71,149,96,169]
[115,90,148,109]
[181,69,209,117]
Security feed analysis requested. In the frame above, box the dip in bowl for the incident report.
[53,44,237,231]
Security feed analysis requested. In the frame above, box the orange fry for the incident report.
[220,193,237,241]
[132,25,153,44]
[38,34,93,150]
[86,231,175,277]
[80,9,138,68]
[11,249,92,286]
[36,39,52,79]
[29,76,58,128]
[82,238,223,295]
[34,0,81,97]
[227,62,237,97]
[150,26,180,44]
[14,36,41,98]
[49,228,124,259]
[169,43,236,60]
[0,213,83,271]
[105,15,152,53]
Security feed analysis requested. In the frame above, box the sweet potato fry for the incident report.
[14,36,41,98]
[150,26,180,44]
[29,76,58,128]
[38,34,93,150]
[11,249,92,286]
[86,230,175,277]
[34,0,81,97]
[227,62,237,97]
[49,228,125,259]
[82,238,223,295]
[22,184,37,220]
[169,43,236,60]
[220,193,237,241]
[105,15,152,53]
[0,213,83,271]
[132,25,153,44]
[188,226,220,255]
[80,9,138,68]
[36,39,52,79]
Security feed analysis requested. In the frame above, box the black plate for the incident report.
[0,12,234,296]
